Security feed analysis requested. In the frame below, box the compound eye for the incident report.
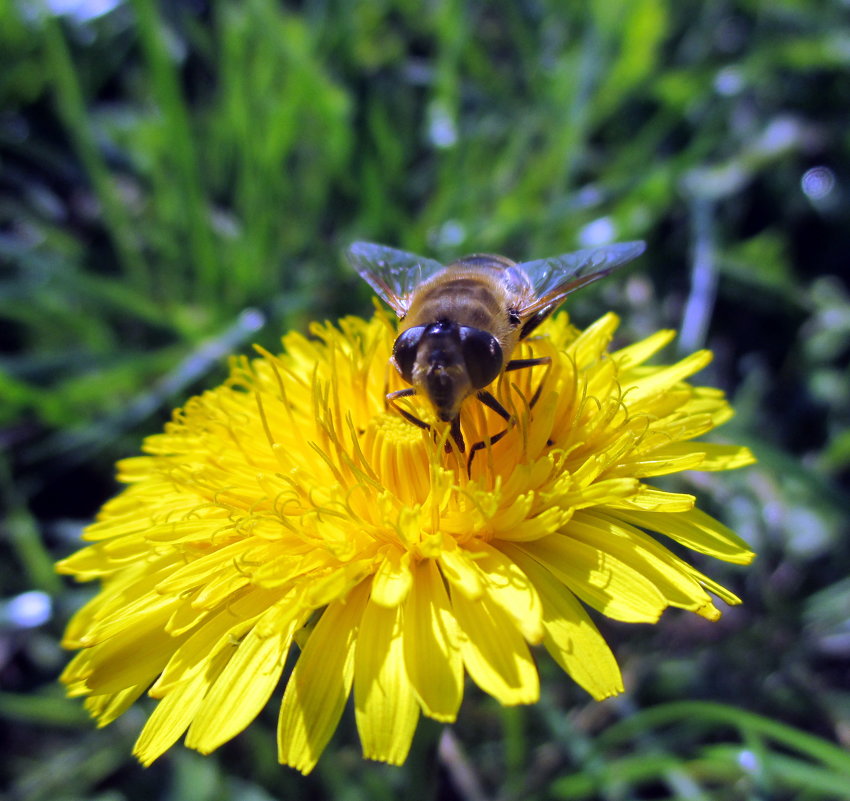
[392,326,426,382]
[458,327,503,388]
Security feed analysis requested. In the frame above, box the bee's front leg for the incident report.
[475,390,513,423]
[386,388,429,430]
[386,388,465,454]
[465,390,514,475]
[504,356,552,408]
[504,356,551,372]
[449,417,465,453]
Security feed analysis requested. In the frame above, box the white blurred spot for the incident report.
[625,275,652,305]
[430,220,466,249]
[46,0,123,22]
[577,216,617,247]
[762,499,784,528]
[714,66,744,96]
[737,749,759,773]
[758,117,801,155]
[6,591,52,629]
[427,101,458,149]
[801,166,836,201]
[210,207,242,239]
[238,308,265,332]
[575,184,603,208]
[786,506,832,557]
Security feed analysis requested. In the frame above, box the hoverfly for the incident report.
[347,239,646,456]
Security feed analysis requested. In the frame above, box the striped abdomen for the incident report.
[402,263,522,350]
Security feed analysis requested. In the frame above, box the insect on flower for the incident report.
[347,240,646,456]
[57,302,757,775]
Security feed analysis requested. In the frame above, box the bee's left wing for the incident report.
[513,241,646,336]
[346,242,447,318]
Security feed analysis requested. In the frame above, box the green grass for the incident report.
[2,0,849,799]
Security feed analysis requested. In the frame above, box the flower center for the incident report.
[362,412,432,503]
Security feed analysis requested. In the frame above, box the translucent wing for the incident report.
[514,241,646,319]
[346,242,447,318]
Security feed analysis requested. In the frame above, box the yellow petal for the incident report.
[61,607,185,695]
[692,571,743,606]
[688,442,756,470]
[135,648,230,766]
[614,507,755,564]
[571,313,619,367]
[191,568,253,609]
[303,560,375,607]
[570,511,716,613]
[624,350,713,404]
[354,593,420,764]
[491,504,567,541]
[154,539,258,595]
[503,544,623,700]
[165,600,211,637]
[278,581,368,774]
[553,477,642,511]
[84,684,146,727]
[438,546,483,600]
[612,442,755,477]
[82,591,181,645]
[185,599,299,753]
[609,485,695,513]
[475,542,544,644]
[613,329,676,369]
[522,532,667,622]
[56,539,134,577]
[403,560,463,722]
[152,589,280,694]
[450,583,539,705]
[371,548,413,607]
[65,561,176,645]
[608,450,708,478]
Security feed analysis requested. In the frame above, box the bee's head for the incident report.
[392,321,503,421]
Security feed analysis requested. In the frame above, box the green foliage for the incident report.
[2,0,849,799]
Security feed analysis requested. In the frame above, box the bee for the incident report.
[347,239,646,455]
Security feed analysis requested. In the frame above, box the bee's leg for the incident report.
[449,417,465,453]
[475,390,513,423]
[387,388,462,453]
[504,356,552,408]
[466,358,554,474]
[465,390,515,475]
[504,356,550,372]
[466,427,509,476]
[386,388,430,430]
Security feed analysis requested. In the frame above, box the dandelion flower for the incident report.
[58,311,755,773]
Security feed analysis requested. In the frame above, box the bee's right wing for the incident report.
[515,241,647,314]
[512,242,646,339]
[346,242,447,318]
[513,241,646,337]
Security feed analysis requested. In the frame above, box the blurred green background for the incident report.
[2,0,849,799]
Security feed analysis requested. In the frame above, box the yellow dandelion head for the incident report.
[58,311,755,774]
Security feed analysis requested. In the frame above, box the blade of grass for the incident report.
[0,690,90,727]
[42,15,150,294]
[598,701,850,777]
[24,307,264,466]
[0,455,62,594]
[131,0,218,306]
